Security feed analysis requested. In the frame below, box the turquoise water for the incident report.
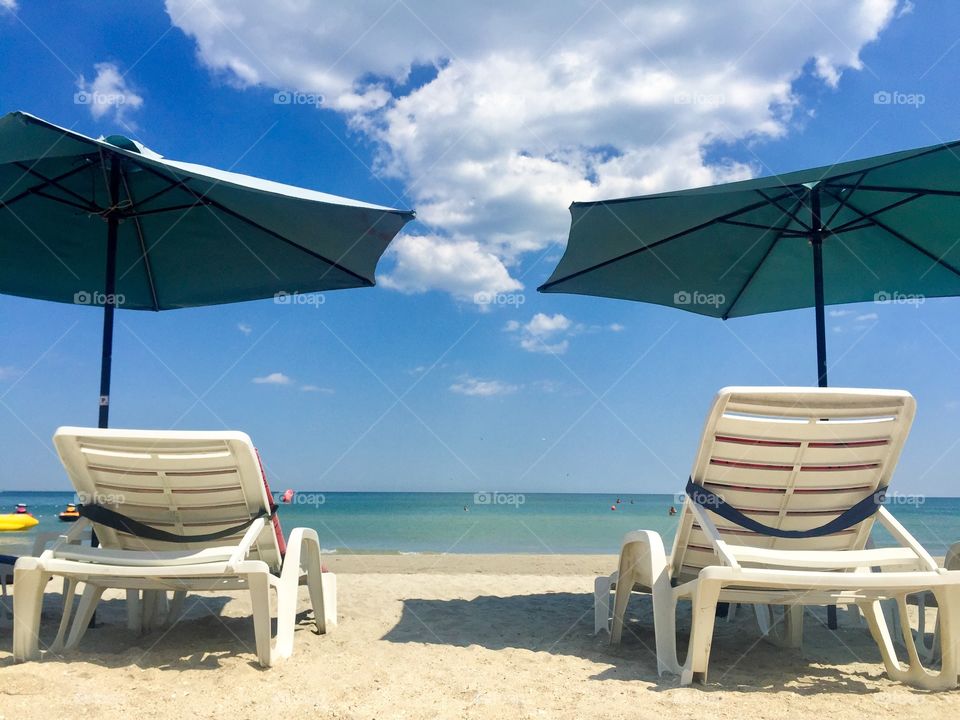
[1,491,957,556]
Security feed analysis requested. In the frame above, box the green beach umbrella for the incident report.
[0,111,415,427]
[539,140,960,387]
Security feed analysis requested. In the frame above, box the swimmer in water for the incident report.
[668,505,677,516]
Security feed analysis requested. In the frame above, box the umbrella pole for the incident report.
[88,154,121,629]
[810,185,828,388]
[810,184,838,629]
[97,154,121,429]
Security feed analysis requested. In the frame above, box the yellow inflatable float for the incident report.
[0,513,38,531]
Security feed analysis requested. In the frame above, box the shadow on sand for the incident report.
[0,592,321,671]
[382,591,913,694]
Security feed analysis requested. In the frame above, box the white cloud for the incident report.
[378,234,521,302]
[505,312,624,354]
[300,384,334,393]
[449,375,518,397]
[76,62,144,122]
[831,309,880,334]
[252,372,292,385]
[237,322,252,335]
[505,312,572,354]
[0,0,18,11]
[168,1,899,298]
[0,366,20,380]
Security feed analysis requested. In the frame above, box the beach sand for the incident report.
[1,554,955,719]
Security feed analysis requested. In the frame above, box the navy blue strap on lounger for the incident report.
[77,504,272,544]
[0,554,18,565]
[685,478,884,539]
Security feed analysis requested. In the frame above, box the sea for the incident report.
[1,490,958,557]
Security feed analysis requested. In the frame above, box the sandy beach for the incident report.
[2,554,956,719]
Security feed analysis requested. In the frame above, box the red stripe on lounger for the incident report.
[710,458,793,471]
[808,439,889,448]
[715,435,801,447]
[799,463,880,471]
[703,483,786,493]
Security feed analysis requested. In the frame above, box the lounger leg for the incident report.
[169,590,187,625]
[126,590,142,631]
[65,583,105,650]
[610,568,634,646]
[680,580,722,685]
[51,579,80,652]
[299,535,331,634]
[594,575,613,635]
[248,572,273,668]
[12,563,50,662]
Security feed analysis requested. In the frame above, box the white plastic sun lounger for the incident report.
[13,428,336,667]
[594,387,960,690]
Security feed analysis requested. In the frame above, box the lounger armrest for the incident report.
[42,518,93,559]
[688,502,740,569]
[30,531,64,556]
[876,507,939,572]
[226,516,267,572]
[617,530,671,589]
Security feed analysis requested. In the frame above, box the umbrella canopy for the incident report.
[539,140,960,386]
[0,111,415,425]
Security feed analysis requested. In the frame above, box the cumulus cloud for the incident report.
[252,372,292,385]
[506,312,573,354]
[831,310,880,334]
[237,322,252,335]
[378,234,521,302]
[167,0,899,298]
[0,0,18,11]
[450,375,518,397]
[300,384,334,393]
[76,62,144,123]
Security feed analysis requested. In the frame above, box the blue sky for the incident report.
[1,0,959,495]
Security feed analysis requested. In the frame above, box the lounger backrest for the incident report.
[670,387,915,582]
[53,428,284,572]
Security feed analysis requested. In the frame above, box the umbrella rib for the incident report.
[822,172,867,228]
[827,192,925,234]
[718,219,807,236]
[827,184,960,198]
[11,161,102,211]
[721,200,801,320]
[31,189,101,214]
[0,162,97,213]
[538,189,802,291]
[834,194,960,280]
[120,170,161,312]
[131,160,376,286]
[820,140,960,184]
[754,189,811,231]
